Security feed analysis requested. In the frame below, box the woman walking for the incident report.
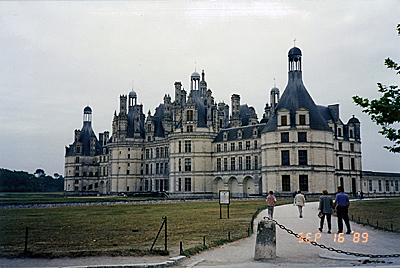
[266,191,277,219]
[295,191,306,218]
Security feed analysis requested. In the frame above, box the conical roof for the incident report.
[263,47,332,132]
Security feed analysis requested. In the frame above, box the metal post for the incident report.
[227,204,230,219]
[24,227,28,254]
[220,205,222,219]
[180,241,184,255]
[228,231,231,241]
[203,236,206,247]
[164,216,167,252]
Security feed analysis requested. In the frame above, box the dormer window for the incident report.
[338,128,342,137]
[238,130,242,139]
[281,115,287,126]
[295,108,309,128]
[253,128,258,136]
[223,132,228,141]
[187,110,194,121]
[299,115,306,125]
[278,108,290,128]
[349,129,354,138]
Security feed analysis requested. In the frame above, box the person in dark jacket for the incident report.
[318,190,335,234]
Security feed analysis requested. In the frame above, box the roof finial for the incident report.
[293,38,297,47]
[273,78,276,87]
[195,61,197,72]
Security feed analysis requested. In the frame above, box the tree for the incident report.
[352,24,400,153]
[34,168,45,178]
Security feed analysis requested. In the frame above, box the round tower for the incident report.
[83,106,92,123]
[288,46,302,72]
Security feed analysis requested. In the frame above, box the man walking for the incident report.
[334,186,351,234]
[266,191,277,219]
[295,191,306,218]
[318,190,335,234]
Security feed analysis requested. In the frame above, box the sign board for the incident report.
[219,190,230,205]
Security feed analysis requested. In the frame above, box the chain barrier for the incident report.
[263,216,400,258]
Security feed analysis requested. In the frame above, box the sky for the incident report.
[1,0,399,176]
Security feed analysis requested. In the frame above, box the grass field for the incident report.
[0,195,399,258]
[348,198,400,232]
[0,199,273,257]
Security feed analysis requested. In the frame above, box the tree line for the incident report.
[0,168,64,192]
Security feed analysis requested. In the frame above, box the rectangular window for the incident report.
[246,141,250,150]
[185,158,191,172]
[369,180,373,191]
[299,114,306,125]
[386,180,390,192]
[338,142,343,151]
[178,141,181,153]
[231,143,235,151]
[217,158,221,172]
[160,147,164,158]
[185,140,191,153]
[178,159,182,172]
[156,148,159,158]
[282,175,290,192]
[281,150,290,166]
[338,128,342,137]
[298,150,307,165]
[224,143,227,152]
[238,142,243,150]
[156,163,159,174]
[245,156,251,170]
[145,164,149,175]
[127,169,130,175]
[178,178,182,191]
[238,157,243,170]
[339,157,343,170]
[75,157,80,163]
[299,175,308,192]
[187,125,193,132]
[254,140,258,149]
[281,132,289,143]
[395,180,399,192]
[350,143,354,152]
[165,147,169,157]
[281,115,287,126]
[379,180,382,191]
[160,163,164,174]
[254,155,258,170]
[351,158,355,171]
[185,178,192,191]
[217,144,221,152]
[298,132,307,142]
[224,158,228,171]
[187,110,194,121]
[231,157,236,171]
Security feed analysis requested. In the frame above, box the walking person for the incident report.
[334,186,352,234]
[266,190,277,219]
[318,190,335,234]
[295,191,306,218]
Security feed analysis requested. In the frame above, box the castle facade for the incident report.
[65,46,365,198]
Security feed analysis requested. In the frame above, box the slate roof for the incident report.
[263,47,332,133]
[65,121,102,156]
[214,124,265,142]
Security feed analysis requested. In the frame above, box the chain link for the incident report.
[263,216,400,258]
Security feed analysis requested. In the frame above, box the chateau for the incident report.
[65,46,370,198]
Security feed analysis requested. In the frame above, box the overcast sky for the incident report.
[1,0,399,176]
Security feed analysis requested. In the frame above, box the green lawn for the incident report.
[0,200,271,257]
[348,197,400,232]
